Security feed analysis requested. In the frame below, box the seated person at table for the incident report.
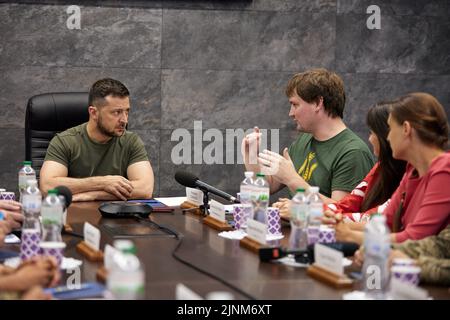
[40,78,154,202]
[320,101,407,222]
[0,222,59,300]
[0,200,23,230]
[242,68,374,204]
[327,93,450,244]
[354,225,450,286]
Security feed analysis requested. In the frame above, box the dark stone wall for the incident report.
[0,0,448,200]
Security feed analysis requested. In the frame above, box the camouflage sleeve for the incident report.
[393,226,450,285]
[393,226,450,259]
[416,256,450,286]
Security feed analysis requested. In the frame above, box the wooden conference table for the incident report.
[55,201,450,300]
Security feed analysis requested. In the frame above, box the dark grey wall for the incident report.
[0,0,449,199]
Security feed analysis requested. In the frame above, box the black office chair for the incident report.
[25,92,89,178]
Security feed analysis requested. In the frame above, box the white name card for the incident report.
[104,244,120,270]
[84,222,100,251]
[186,187,203,206]
[175,283,203,300]
[208,199,226,222]
[314,243,343,275]
[246,219,267,245]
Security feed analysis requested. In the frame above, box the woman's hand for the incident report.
[272,198,291,219]
[21,286,52,300]
[321,210,342,225]
[13,257,60,291]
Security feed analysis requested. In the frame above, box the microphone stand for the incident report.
[200,187,210,217]
[180,188,210,217]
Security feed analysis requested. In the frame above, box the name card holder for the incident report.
[76,241,104,262]
[181,187,204,216]
[203,215,233,231]
[240,219,268,253]
[96,266,108,283]
[239,236,265,253]
[63,224,74,233]
[306,243,353,288]
[96,244,119,283]
[306,264,353,288]
[180,200,203,216]
[76,222,104,262]
[203,199,232,231]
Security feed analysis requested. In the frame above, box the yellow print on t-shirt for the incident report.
[298,152,318,182]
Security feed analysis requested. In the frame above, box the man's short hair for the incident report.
[88,78,130,107]
[285,68,346,118]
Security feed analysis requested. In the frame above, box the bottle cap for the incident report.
[23,161,32,166]
[244,171,254,178]
[114,239,137,255]
[47,189,58,194]
[256,173,265,177]
[309,186,319,193]
[296,188,306,193]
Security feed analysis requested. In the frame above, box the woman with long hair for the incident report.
[325,101,407,222]
[333,92,450,243]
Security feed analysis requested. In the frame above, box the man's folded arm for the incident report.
[40,160,107,195]
[127,161,154,199]
[72,190,118,202]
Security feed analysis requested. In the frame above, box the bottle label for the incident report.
[22,195,42,211]
[41,206,63,225]
[251,189,270,202]
[239,185,253,203]
[309,203,323,225]
[18,175,28,190]
[291,204,308,225]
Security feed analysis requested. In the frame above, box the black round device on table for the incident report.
[98,201,152,218]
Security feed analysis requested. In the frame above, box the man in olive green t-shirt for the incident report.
[242,68,374,202]
[40,78,154,202]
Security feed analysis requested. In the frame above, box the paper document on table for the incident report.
[155,197,187,207]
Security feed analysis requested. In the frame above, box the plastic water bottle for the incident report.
[307,186,323,227]
[41,189,63,240]
[289,188,308,250]
[239,171,254,205]
[22,179,42,218]
[251,173,270,223]
[20,179,43,261]
[107,240,145,300]
[58,195,68,226]
[362,214,391,299]
[18,161,36,202]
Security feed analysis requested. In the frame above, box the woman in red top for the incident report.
[326,101,406,222]
[332,92,450,243]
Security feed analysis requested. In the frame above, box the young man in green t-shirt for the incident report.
[242,68,374,203]
[40,78,154,202]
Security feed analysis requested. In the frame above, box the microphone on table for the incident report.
[174,171,240,204]
[55,185,72,209]
[259,242,360,264]
[55,186,81,237]
[259,246,311,262]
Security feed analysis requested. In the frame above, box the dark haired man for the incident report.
[40,78,154,201]
[242,68,374,202]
